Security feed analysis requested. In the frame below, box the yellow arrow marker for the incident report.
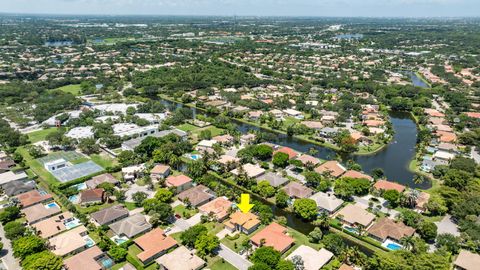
[237,194,254,213]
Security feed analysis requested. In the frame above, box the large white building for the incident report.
[65,126,94,140]
[113,123,158,138]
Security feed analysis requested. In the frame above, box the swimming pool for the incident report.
[344,226,359,234]
[382,239,403,251]
[74,182,87,191]
[64,218,81,229]
[189,154,202,160]
[83,236,95,248]
[98,257,114,268]
[68,195,79,203]
[45,202,59,209]
[111,235,129,245]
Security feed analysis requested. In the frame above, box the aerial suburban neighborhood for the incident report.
[0,3,479,270]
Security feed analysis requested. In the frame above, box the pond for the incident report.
[404,71,430,88]
[161,99,428,189]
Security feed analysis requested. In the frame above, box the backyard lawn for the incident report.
[53,84,82,96]
[90,153,118,168]
[192,126,224,137]
[221,233,250,252]
[208,256,237,270]
[176,123,198,132]
[172,204,198,218]
[27,127,58,143]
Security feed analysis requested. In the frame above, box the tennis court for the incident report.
[37,151,85,165]
[50,161,104,183]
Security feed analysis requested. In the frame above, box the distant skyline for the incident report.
[1,0,479,17]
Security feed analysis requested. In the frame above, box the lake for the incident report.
[405,71,430,88]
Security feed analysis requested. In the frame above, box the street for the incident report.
[217,244,252,270]
[0,223,21,270]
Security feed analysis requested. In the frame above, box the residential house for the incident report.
[79,188,106,205]
[64,246,108,270]
[433,150,455,162]
[231,163,266,178]
[166,175,193,193]
[49,225,90,256]
[301,121,324,131]
[256,172,289,187]
[15,189,53,208]
[336,204,376,228]
[240,133,256,145]
[248,111,263,120]
[177,185,215,207]
[198,197,233,221]
[367,218,415,242]
[212,134,234,145]
[195,140,217,153]
[0,159,15,173]
[150,165,171,181]
[296,154,321,167]
[86,173,119,189]
[342,170,373,181]
[90,205,129,226]
[309,192,344,214]
[373,180,406,193]
[32,212,76,239]
[454,250,480,270]
[274,146,298,159]
[286,246,334,270]
[315,161,346,178]
[134,228,178,264]
[251,223,295,254]
[156,246,206,270]
[283,109,304,119]
[122,164,146,181]
[22,202,62,224]
[2,180,36,196]
[0,170,29,187]
[282,182,314,199]
[415,192,431,212]
[109,214,152,239]
[223,212,261,235]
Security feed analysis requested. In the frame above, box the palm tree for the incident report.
[313,212,331,232]
[402,189,419,208]
[400,235,414,250]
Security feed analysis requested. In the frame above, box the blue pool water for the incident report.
[68,195,79,203]
[74,183,87,191]
[64,219,81,229]
[99,257,114,268]
[45,202,59,209]
[386,243,402,250]
[190,154,201,160]
[344,226,358,234]
[84,236,95,248]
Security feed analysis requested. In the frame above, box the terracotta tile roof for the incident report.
[166,175,192,187]
[464,112,480,119]
[251,223,295,253]
[49,225,88,256]
[22,202,61,224]
[363,120,385,127]
[342,170,373,181]
[315,161,346,178]
[198,197,232,221]
[15,190,53,208]
[296,154,321,166]
[274,147,298,159]
[177,185,214,206]
[79,188,105,204]
[156,246,206,270]
[64,246,103,270]
[86,173,119,189]
[337,204,375,227]
[134,228,177,263]
[367,217,415,241]
[225,212,260,230]
[150,164,170,174]
[32,212,74,239]
[282,182,314,199]
[373,180,405,193]
[425,108,445,117]
[338,264,355,270]
[415,192,430,210]
[436,131,457,143]
[454,249,480,270]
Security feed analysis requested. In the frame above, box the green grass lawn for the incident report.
[77,202,117,215]
[282,227,322,258]
[16,146,58,186]
[27,127,58,143]
[53,84,82,96]
[90,153,118,168]
[192,126,224,137]
[204,222,225,235]
[176,123,198,132]
[172,204,198,218]
[221,233,250,252]
[208,256,237,270]
[124,202,137,211]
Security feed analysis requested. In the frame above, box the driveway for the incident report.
[186,213,202,227]
[353,195,399,218]
[0,223,21,270]
[435,214,460,236]
[125,184,155,202]
[218,244,252,270]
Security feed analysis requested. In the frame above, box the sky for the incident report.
[1,0,479,17]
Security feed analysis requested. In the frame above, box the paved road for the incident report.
[0,223,21,270]
[471,147,480,164]
[218,244,252,270]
